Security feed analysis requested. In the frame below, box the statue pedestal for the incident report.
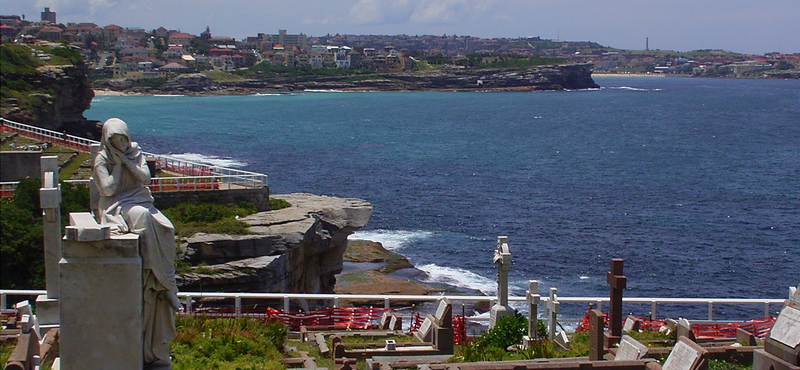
[59,233,142,370]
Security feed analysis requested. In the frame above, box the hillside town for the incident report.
[1,7,799,80]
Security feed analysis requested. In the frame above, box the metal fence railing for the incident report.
[1,118,267,196]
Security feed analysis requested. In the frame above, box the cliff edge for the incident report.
[177,193,373,310]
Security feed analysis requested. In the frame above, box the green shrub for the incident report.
[162,202,257,237]
[268,197,291,210]
[171,316,287,370]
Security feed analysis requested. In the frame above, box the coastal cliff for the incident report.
[100,63,598,94]
[1,44,101,139]
[177,193,373,310]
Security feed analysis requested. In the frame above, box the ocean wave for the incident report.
[349,229,433,251]
[603,86,657,92]
[416,264,497,296]
[166,153,246,168]
[252,93,283,96]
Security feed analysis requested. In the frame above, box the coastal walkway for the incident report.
[0,118,267,197]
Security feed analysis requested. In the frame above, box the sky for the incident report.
[4,0,799,55]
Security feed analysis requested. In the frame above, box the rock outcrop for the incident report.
[177,193,372,309]
[2,64,101,140]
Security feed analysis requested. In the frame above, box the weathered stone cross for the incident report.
[546,287,560,341]
[489,236,512,329]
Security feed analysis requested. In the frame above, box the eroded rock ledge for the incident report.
[177,193,372,308]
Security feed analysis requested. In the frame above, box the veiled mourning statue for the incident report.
[92,118,181,366]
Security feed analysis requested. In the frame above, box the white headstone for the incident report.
[616,335,648,361]
[623,317,636,332]
[380,312,390,328]
[662,338,703,370]
[770,306,800,348]
[417,317,433,341]
[435,299,448,321]
[15,301,33,317]
[389,314,398,331]
[555,330,570,350]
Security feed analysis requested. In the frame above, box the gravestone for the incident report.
[605,259,626,347]
[588,309,606,361]
[623,315,640,332]
[754,285,800,370]
[615,335,648,361]
[59,212,143,370]
[661,336,708,370]
[523,280,541,348]
[489,236,512,329]
[545,287,561,341]
[36,156,61,325]
[677,318,697,342]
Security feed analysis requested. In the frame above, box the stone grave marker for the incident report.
[555,330,570,350]
[380,311,390,329]
[677,318,697,342]
[606,259,626,347]
[770,306,800,349]
[523,280,541,348]
[623,316,640,332]
[661,336,708,370]
[545,287,560,341]
[37,156,61,325]
[489,236,512,329]
[389,313,399,331]
[416,317,433,342]
[615,335,648,361]
[588,309,605,361]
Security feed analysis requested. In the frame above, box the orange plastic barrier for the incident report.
[575,306,776,339]
[264,307,392,331]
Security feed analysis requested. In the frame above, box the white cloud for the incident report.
[409,0,496,24]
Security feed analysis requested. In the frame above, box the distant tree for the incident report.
[0,179,89,289]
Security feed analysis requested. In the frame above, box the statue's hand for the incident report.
[167,292,184,312]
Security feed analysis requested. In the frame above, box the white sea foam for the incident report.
[604,86,657,92]
[252,93,283,96]
[167,153,246,168]
[416,264,497,296]
[349,229,433,251]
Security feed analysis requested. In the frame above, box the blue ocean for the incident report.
[87,77,800,321]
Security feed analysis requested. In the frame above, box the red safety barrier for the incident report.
[264,307,392,331]
[453,314,469,345]
[575,306,776,340]
[692,317,776,340]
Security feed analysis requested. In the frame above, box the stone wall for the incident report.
[0,151,42,182]
[152,187,271,212]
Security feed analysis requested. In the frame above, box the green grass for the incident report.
[162,202,257,238]
[171,316,287,370]
[268,197,291,211]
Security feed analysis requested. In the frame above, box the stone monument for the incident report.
[36,156,61,326]
[605,258,626,347]
[488,236,512,329]
[59,212,143,369]
[545,287,561,341]
[754,284,800,370]
[522,280,541,348]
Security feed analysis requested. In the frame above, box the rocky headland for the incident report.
[2,63,101,140]
[95,63,598,94]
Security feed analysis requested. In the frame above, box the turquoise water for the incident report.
[87,77,800,319]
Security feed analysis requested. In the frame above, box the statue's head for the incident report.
[102,118,132,152]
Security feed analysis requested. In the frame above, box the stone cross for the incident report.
[546,287,560,341]
[489,236,513,329]
[606,259,626,346]
[39,156,61,299]
[493,236,511,306]
[36,156,62,326]
[526,280,541,339]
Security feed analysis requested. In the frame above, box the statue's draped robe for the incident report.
[93,119,177,366]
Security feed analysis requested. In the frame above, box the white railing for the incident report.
[0,289,784,324]
[0,118,268,193]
